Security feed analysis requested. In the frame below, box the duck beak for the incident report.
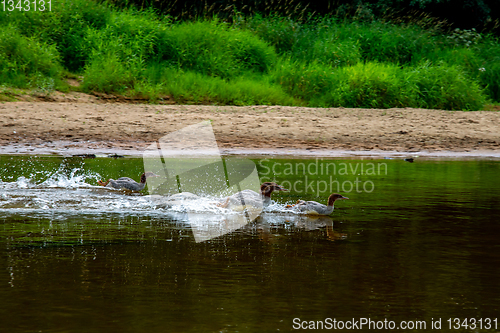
[341,196,349,200]
[279,186,288,191]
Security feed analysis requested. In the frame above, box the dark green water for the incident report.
[1,155,499,332]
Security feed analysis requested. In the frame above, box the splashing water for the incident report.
[0,163,296,218]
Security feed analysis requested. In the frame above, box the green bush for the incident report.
[0,0,113,72]
[270,59,340,102]
[245,16,441,66]
[155,20,277,78]
[0,0,497,110]
[467,38,500,101]
[272,60,486,110]
[81,9,167,92]
[133,65,296,105]
[336,62,403,108]
[406,62,486,111]
[422,35,500,103]
[479,62,500,102]
[349,22,441,64]
[157,20,277,78]
[242,14,307,56]
[0,25,62,89]
[310,38,361,67]
[82,52,136,93]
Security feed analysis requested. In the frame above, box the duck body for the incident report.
[219,182,287,210]
[98,172,159,192]
[291,193,348,215]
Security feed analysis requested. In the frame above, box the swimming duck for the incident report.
[97,172,159,192]
[218,182,288,209]
[288,193,348,215]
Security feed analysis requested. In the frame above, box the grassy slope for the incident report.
[1,0,499,110]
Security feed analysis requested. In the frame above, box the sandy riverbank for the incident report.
[1,95,499,158]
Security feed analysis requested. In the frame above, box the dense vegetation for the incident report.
[108,0,500,35]
[1,0,499,110]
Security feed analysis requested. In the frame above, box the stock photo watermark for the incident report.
[292,317,499,330]
[258,158,387,195]
[139,120,387,242]
[142,120,264,242]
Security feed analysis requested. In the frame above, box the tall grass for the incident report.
[82,18,278,93]
[132,65,297,106]
[0,0,499,110]
[243,16,441,65]
[0,0,114,71]
[271,60,486,110]
[0,25,62,90]
[154,20,277,78]
[244,15,500,109]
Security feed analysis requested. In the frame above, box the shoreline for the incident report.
[1,141,499,160]
[1,99,499,160]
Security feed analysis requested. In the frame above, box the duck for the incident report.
[97,172,159,192]
[218,182,288,209]
[287,193,348,215]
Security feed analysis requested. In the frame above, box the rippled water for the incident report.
[1,155,499,332]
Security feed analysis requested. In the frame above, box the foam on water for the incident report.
[40,167,98,189]
[0,164,308,237]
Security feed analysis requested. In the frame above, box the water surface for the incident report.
[1,155,499,332]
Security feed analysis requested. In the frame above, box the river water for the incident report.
[0,155,499,332]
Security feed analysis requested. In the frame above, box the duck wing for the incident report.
[294,200,317,210]
[227,189,260,203]
[115,177,136,182]
[225,189,263,209]
[108,179,144,191]
[231,189,260,198]
[295,201,331,215]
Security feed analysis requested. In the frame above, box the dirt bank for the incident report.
[1,94,499,157]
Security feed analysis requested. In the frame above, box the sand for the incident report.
[1,92,499,157]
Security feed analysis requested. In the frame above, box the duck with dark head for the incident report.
[218,182,288,209]
[287,193,348,215]
[97,172,159,192]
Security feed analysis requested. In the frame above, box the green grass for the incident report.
[131,65,297,106]
[0,25,63,90]
[1,0,499,110]
[155,19,278,78]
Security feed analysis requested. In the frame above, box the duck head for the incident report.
[327,193,349,206]
[260,182,288,192]
[261,182,288,197]
[140,172,160,184]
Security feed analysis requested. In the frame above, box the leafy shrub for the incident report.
[81,9,167,92]
[469,38,500,101]
[82,51,137,93]
[0,26,62,88]
[311,38,361,67]
[405,62,486,110]
[271,60,340,101]
[342,21,441,64]
[155,20,277,78]
[335,62,404,108]
[243,14,307,55]
[447,28,483,48]
[0,0,113,72]
[134,65,296,105]
[0,0,496,109]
